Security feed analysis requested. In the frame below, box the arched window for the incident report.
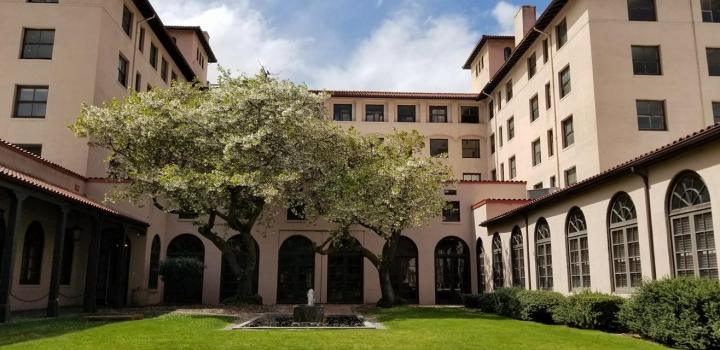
[510,227,525,288]
[609,193,642,290]
[165,234,205,304]
[277,235,315,304]
[20,221,44,285]
[386,236,419,303]
[148,235,161,289]
[220,234,259,301]
[434,237,470,304]
[492,233,504,288]
[535,218,553,290]
[504,47,512,61]
[566,208,590,290]
[328,237,364,303]
[668,172,717,279]
[476,238,485,293]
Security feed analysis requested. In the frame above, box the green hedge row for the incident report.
[462,278,720,349]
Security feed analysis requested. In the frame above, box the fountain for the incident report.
[292,289,324,323]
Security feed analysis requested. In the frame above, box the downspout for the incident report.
[631,166,657,280]
[524,213,532,290]
[481,91,500,179]
[130,14,157,91]
[533,27,562,186]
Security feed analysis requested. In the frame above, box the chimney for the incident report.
[514,5,537,46]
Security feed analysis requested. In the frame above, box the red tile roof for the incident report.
[461,35,515,70]
[459,180,526,185]
[0,139,86,180]
[313,90,478,100]
[471,198,531,210]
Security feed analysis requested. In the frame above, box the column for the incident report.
[46,205,69,317]
[83,216,102,313]
[0,191,26,323]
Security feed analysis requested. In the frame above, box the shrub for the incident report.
[222,294,263,306]
[462,293,496,313]
[517,290,565,324]
[159,257,204,304]
[552,291,625,331]
[619,278,720,349]
[492,287,522,318]
[462,294,482,308]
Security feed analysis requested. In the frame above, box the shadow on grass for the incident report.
[0,316,109,347]
[369,306,508,322]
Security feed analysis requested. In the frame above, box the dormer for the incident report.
[462,35,516,93]
[166,26,217,84]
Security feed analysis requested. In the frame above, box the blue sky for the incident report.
[150,0,549,91]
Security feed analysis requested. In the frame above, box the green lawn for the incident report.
[0,307,666,349]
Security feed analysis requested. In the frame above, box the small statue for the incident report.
[307,289,315,306]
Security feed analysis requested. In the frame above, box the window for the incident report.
[535,219,553,290]
[134,72,142,91]
[497,92,502,109]
[609,193,642,290]
[148,235,161,289]
[442,201,460,222]
[20,222,44,285]
[429,106,448,123]
[533,182,543,189]
[532,139,541,166]
[13,86,48,118]
[430,139,449,157]
[545,82,552,109]
[713,102,720,123]
[562,116,574,148]
[547,129,555,157]
[397,105,416,122]
[527,53,537,79]
[668,172,717,279]
[122,5,133,37]
[504,47,512,61]
[530,95,540,122]
[499,127,504,147]
[333,104,352,121]
[444,187,457,196]
[559,66,571,98]
[21,29,54,59]
[632,46,662,75]
[149,43,158,69]
[701,0,720,22]
[628,0,657,21]
[138,27,145,52]
[509,156,517,179]
[550,176,556,188]
[15,144,42,156]
[365,104,384,122]
[542,39,549,63]
[500,163,505,181]
[477,239,486,292]
[505,81,513,102]
[556,19,568,49]
[511,227,525,288]
[507,117,515,140]
[480,55,485,70]
[490,133,496,154]
[491,169,497,181]
[462,139,480,158]
[565,166,577,186]
[566,208,590,290]
[160,57,168,82]
[117,54,129,87]
[435,237,470,303]
[489,101,494,119]
[707,48,720,76]
[636,100,666,130]
[460,106,479,123]
[59,229,74,285]
[492,233,504,288]
[463,173,481,181]
[27,0,59,2]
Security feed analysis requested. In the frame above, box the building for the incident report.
[0,0,719,321]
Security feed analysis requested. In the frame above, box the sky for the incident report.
[150,0,548,92]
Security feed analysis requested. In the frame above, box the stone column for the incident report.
[46,205,69,317]
[0,191,26,323]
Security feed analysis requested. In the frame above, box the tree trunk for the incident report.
[234,231,257,298]
[377,231,401,307]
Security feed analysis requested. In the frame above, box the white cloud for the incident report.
[491,1,519,35]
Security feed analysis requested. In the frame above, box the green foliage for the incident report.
[462,293,497,313]
[491,288,523,318]
[159,258,204,304]
[619,277,720,349]
[517,290,565,324]
[221,294,263,306]
[552,291,625,332]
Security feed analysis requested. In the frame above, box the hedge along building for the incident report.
[1,0,720,321]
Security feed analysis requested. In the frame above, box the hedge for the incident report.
[552,291,625,332]
[517,290,565,324]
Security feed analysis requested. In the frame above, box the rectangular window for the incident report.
[530,94,540,121]
[532,139,542,166]
[122,5,133,37]
[505,80,513,101]
[117,54,128,87]
[562,116,574,148]
[489,100,495,119]
[565,166,577,186]
[556,19,568,49]
[497,92,502,109]
[632,45,662,75]
[507,117,515,140]
[559,66,571,98]
[490,133,496,154]
[15,144,42,157]
[545,82,552,109]
[491,169,497,181]
[533,182,543,190]
[397,105,416,122]
[509,156,517,179]
[429,106,448,123]
[701,0,720,22]
[21,29,54,59]
[463,173,481,181]
[708,48,720,76]
[550,176,556,188]
[527,53,537,79]
[499,127,504,147]
[462,139,480,158]
[13,86,48,118]
[138,27,145,52]
[160,57,168,82]
[149,44,158,69]
[542,39,549,63]
[500,163,505,180]
[547,129,555,156]
[442,201,460,222]
[365,104,384,122]
[444,188,457,196]
[135,72,141,91]
[333,104,352,121]
[27,0,59,2]
[430,139,449,157]
[628,0,657,21]
[713,102,720,123]
[636,100,667,130]
[460,106,479,123]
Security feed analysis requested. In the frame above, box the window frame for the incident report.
[397,104,416,122]
[122,4,133,37]
[527,53,537,79]
[13,85,49,119]
[565,166,577,186]
[707,48,720,76]
[535,218,553,290]
[462,173,482,181]
[492,233,504,288]
[511,227,525,288]
[507,117,515,140]
[556,19,568,50]
[713,101,720,124]
[562,115,574,148]
[461,139,480,159]
[442,201,461,222]
[636,99,667,131]
[149,43,158,69]
[505,80,513,102]
[429,105,448,123]
[365,104,385,122]
[559,65,571,98]
[547,129,555,157]
[566,208,591,291]
[20,28,55,60]
[627,0,657,21]
[117,53,129,87]
[632,45,662,75]
[532,138,542,166]
[701,0,720,23]
[429,139,449,157]
[333,104,353,121]
[530,94,540,122]
[608,193,642,292]
[509,156,517,179]
[460,106,480,123]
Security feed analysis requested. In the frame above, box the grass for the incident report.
[0,307,667,349]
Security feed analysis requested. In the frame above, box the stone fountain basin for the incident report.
[232,314,381,330]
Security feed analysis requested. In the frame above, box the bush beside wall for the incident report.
[552,291,625,332]
[491,288,523,318]
[517,290,565,324]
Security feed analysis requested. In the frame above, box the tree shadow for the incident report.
[367,306,509,322]
[0,316,109,347]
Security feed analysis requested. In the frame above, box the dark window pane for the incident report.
[333,104,352,121]
[565,167,577,186]
[628,0,657,21]
[506,80,513,101]
[150,44,158,69]
[365,104,384,122]
[713,102,720,123]
[430,139,448,157]
[21,29,54,59]
[556,19,568,49]
[462,139,480,158]
[429,106,448,123]
[562,116,574,147]
[708,48,720,76]
[397,105,416,122]
[460,106,479,123]
[14,86,48,118]
[532,139,542,165]
[701,0,720,22]
[632,46,661,75]
[463,173,481,181]
[507,117,515,140]
[442,201,460,222]
[122,5,133,36]
[528,53,537,79]
[559,66,571,97]
[636,100,666,130]
[530,95,540,121]
[118,54,128,86]
[15,144,42,156]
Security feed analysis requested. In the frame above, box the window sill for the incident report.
[18,57,53,60]
[441,221,462,225]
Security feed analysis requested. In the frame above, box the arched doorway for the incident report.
[327,237,363,303]
[164,234,205,304]
[97,227,131,307]
[220,234,259,302]
[435,236,470,304]
[385,236,418,303]
[277,235,315,304]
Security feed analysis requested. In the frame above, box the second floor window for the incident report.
[21,29,54,59]
[507,117,515,140]
[460,106,479,123]
[489,101,494,119]
[708,48,720,76]
[430,139,448,157]
[628,0,657,21]
[333,104,352,121]
[565,166,577,186]
[713,102,720,123]
[161,57,168,82]
[429,106,448,123]
[138,27,145,52]
[530,95,540,121]
[442,201,460,222]
[636,100,666,130]
[149,44,158,69]
[632,46,661,75]
[542,39,549,63]
[365,104,384,122]
[562,116,574,148]
[118,54,129,87]
[556,19,568,49]
[463,173,481,181]
[532,139,542,166]
[462,139,480,158]
[701,0,720,22]
[559,66,571,98]
[397,105,416,122]
[122,5,133,37]
[490,133,496,154]
[528,53,537,79]
[14,86,48,118]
